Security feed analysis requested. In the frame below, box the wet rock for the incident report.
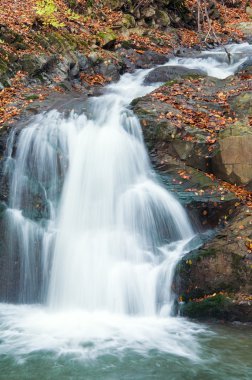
[135,71,252,187]
[144,66,205,84]
[174,206,252,322]
[88,52,100,64]
[117,48,168,72]
[133,91,213,172]
[94,60,121,82]
[229,91,252,118]
[180,295,252,322]
[210,91,252,186]
[0,214,20,302]
[156,155,237,229]
[133,88,238,228]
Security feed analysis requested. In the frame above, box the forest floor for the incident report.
[0,0,250,126]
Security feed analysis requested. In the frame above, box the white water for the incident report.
[0,44,251,361]
[48,71,194,313]
[166,42,252,79]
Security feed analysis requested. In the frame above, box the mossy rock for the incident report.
[46,32,77,52]
[230,91,252,117]
[32,33,51,50]
[24,94,40,100]
[97,29,117,47]
[181,294,232,319]
[122,14,136,28]
[156,10,170,27]
[0,27,24,45]
[20,54,42,75]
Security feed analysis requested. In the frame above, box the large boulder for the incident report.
[132,91,238,229]
[134,70,252,187]
[212,120,252,187]
[144,65,205,84]
[117,48,168,72]
[234,22,252,41]
[174,206,252,322]
[132,77,219,173]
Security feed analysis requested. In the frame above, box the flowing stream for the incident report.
[0,43,252,379]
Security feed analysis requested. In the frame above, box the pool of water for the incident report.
[0,321,251,380]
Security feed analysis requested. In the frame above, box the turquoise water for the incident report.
[0,323,251,380]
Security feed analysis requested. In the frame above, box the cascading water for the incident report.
[0,43,251,362]
[47,71,194,314]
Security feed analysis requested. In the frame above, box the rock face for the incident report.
[174,206,252,322]
[234,22,252,42]
[133,70,252,187]
[212,122,252,187]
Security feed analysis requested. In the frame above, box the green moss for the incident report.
[181,294,232,319]
[122,14,136,28]
[185,73,202,80]
[181,248,217,264]
[164,79,178,86]
[97,29,117,45]
[25,94,40,100]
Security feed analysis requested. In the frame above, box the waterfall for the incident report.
[3,67,194,315]
[0,43,250,360]
[48,77,194,314]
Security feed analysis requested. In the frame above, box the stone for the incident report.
[122,14,136,29]
[69,61,80,79]
[141,6,156,19]
[20,54,57,77]
[174,206,252,322]
[76,53,89,71]
[230,92,252,118]
[246,6,252,17]
[212,132,252,185]
[97,29,117,48]
[234,22,252,39]
[156,10,171,27]
[211,90,252,186]
[144,65,205,84]
[94,61,120,82]
[88,52,99,64]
